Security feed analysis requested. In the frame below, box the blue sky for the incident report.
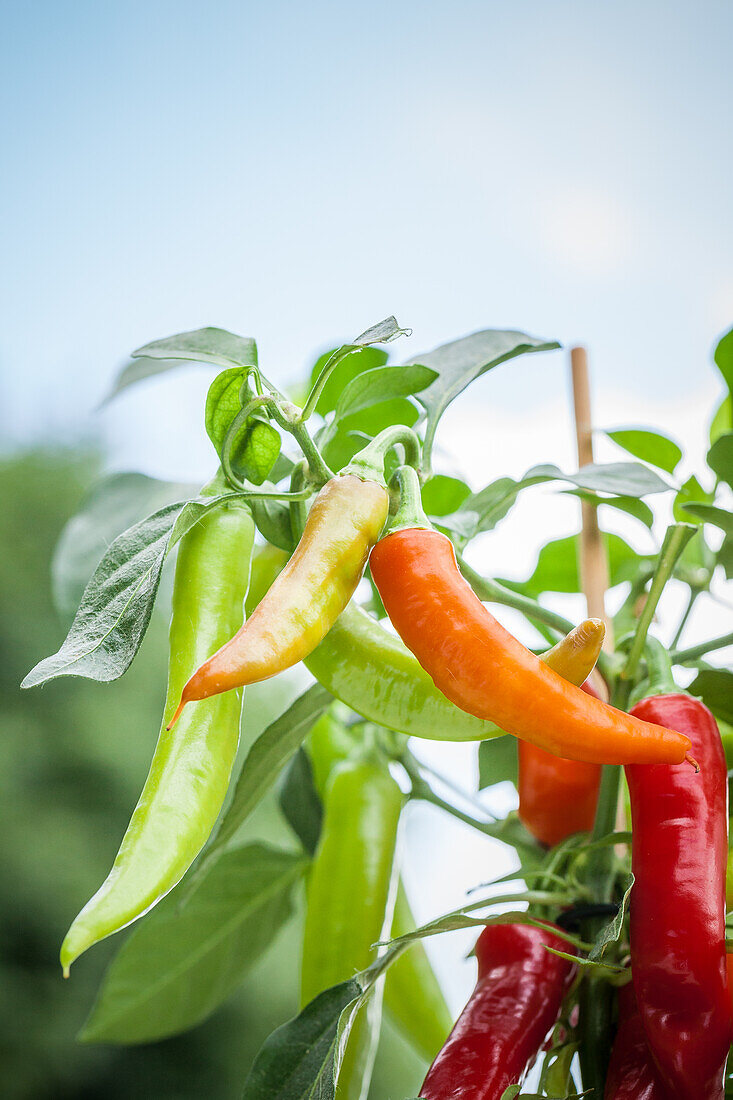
[1,0,731,459]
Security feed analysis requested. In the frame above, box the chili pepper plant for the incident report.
[23,318,733,1098]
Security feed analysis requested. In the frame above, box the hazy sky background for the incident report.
[3,0,732,1019]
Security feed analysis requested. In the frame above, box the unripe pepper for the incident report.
[307,714,452,1065]
[369,468,691,765]
[625,693,730,1099]
[604,983,668,1100]
[301,748,403,1100]
[518,620,604,847]
[420,922,575,1100]
[61,485,255,972]
[169,473,388,726]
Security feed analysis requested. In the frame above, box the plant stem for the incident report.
[389,465,430,532]
[272,410,334,486]
[672,631,733,665]
[671,588,699,649]
[622,523,696,681]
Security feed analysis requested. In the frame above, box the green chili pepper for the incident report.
[60,481,255,973]
[306,715,451,1068]
[305,602,497,741]
[301,746,403,1100]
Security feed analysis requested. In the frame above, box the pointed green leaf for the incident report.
[208,684,333,857]
[22,494,246,687]
[682,503,733,537]
[588,876,633,961]
[81,844,304,1044]
[408,329,560,444]
[507,532,642,596]
[242,980,362,1100]
[279,747,323,857]
[708,432,733,489]
[335,364,437,420]
[133,327,258,371]
[563,489,654,528]
[104,327,258,402]
[308,347,389,417]
[421,475,471,517]
[710,395,732,446]
[689,669,733,726]
[606,428,682,475]
[51,473,196,619]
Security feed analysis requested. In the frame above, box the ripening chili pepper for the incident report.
[625,693,730,1100]
[369,467,691,765]
[420,922,575,1100]
[604,983,668,1100]
[301,747,403,1100]
[168,473,389,727]
[518,620,604,846]
[61,485,255,973]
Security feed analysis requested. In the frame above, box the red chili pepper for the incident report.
[369,523,690,765]
[420,922,575,1100]
[604,983,668,1099]
[625,694,730,1100]
[518,681,602,847]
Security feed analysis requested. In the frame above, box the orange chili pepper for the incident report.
[369,474,691,766]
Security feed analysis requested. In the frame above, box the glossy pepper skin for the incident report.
[420,922,575,1100]
[301,750,402,1100]
[307,714,452,1065]
[305,602,496,742]
[170,474,388,725]
[518,620,604,846]
[604,984,669,1100]
[370,528,690,765]
[61,492,255,973]
[626,694,730,1100]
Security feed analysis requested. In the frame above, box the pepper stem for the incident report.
[341,425,421,486]
[388,464,432,534]
[642,635,678,697]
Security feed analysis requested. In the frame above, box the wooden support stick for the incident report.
[570,346,614,653]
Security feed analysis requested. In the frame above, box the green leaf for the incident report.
[421,475,471,517]
[134,327,258,371]
[708,432,733,489]
[22,494,246,688]
[442,462,666,543]
[205,369,280,485]
[710,395,732,446]
[717,538,733,580]
[251,495,295,552]
[80,844,304,1044]
[563,489,654,528]
[508,532,642,596]
[242,979,362,1100]
[104,327,258,403]
[605,428,682,475]
[528,461,669,497]
[407,329,560,450]
[51,472,196,619]
[478,735,518,790]
[208,684,333,857]
[682,503,733,537]
[688,669,733,726]
[714,326,733,401]
[335,365,437,420]
[673,475,714,521]
[321,399,420,473]
[588,875,633,961]
[279,747,323,857]
[309,347,389,417]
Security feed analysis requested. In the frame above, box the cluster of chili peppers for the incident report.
[49,410,730,1097]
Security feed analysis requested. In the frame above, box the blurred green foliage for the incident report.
[0,448,424,1098]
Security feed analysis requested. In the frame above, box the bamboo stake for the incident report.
[570,346,614,655]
